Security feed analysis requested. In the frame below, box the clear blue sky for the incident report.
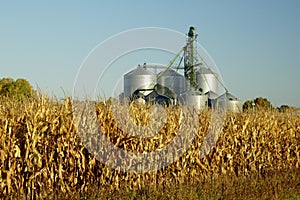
[0,0,299,107]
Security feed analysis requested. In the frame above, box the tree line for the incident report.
[0,77,297,112]
[243,97,296,112]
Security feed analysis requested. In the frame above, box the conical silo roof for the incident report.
[218,92,239,101]
[205,91,219,99]
[124,66,155,77]
[158,68,183,76]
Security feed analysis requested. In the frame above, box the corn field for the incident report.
[0,95,299,199]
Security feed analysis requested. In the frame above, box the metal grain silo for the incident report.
[183,91,208,110]
[196,67,219,95]
[157,68,186,98]
[215,92,242,113]
[124,66,156,98]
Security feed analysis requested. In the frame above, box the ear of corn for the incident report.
[0,95,299,198]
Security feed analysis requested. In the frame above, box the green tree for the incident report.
[254,97,273,110]
[243,100,253,111]
[277,105,290,112]
[243,97,274,111]
[0,78,14,95]
[0,78,35,100]
[277,105,299,113]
